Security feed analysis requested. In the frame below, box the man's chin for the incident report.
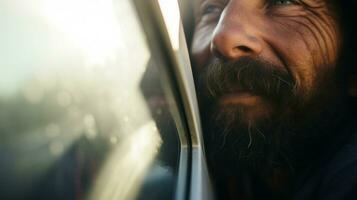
[205,100,296,176]
[218,94,273,125]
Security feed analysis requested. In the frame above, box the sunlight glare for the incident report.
[158,0,181,50]
[43,0,122,66]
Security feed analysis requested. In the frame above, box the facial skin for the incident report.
[191,0,344,198]
[192,0,341,123]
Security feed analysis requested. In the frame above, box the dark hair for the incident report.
[334,1,357,74]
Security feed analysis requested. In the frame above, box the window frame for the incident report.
[132,0,215,199]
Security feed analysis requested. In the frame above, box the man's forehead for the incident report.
[193,0,330,6]
[192,0,337,18]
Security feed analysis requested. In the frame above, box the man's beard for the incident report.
[196,57,344,178]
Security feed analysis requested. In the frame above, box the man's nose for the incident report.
[211,5,263,60]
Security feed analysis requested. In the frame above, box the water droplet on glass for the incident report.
[123,116,129,123]
[110,136,118,144]
[46,123,60,138]
[49,141,64,156]
[83,114,97,139]
[57,91,72,107]
[23,84,44,104]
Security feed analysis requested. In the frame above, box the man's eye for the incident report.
[273,0,297,5]
[202,4,222,15]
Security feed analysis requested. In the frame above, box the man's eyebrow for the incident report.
[299,0,328,8]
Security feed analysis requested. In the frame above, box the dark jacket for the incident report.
[293,118,357,200]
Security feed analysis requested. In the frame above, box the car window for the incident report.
[0,0,187,199]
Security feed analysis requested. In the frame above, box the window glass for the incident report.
[0,0,182,199]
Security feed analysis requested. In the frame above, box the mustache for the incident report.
[204,57,296,102]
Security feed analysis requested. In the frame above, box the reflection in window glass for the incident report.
[0,0,181,199]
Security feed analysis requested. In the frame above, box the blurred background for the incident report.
[0,0,182,199]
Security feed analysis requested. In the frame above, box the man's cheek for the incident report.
[293,5,341,65]
[268,15,338,91]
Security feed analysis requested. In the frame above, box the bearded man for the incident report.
[190,0,357,199]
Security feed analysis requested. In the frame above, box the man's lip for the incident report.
[219,92,261,106]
